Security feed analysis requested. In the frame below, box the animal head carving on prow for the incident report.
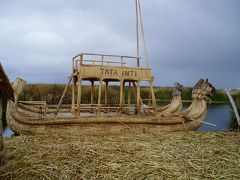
[192,79,215,100]
[172,82,183,96]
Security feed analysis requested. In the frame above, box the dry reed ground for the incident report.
[0,131,239,179]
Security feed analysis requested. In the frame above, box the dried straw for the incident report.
[0,131,239,179]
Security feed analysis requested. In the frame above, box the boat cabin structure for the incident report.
[70,53,157,116]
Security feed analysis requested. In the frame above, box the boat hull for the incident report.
[7,102,205,135]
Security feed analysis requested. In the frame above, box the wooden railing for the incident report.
[72,53,141,72]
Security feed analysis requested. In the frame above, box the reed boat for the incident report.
[6,1,215,135]
[7,69,214,135]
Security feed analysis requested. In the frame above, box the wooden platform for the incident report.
[69,53,157,116]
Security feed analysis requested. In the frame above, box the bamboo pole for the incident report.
[97,80,102,115]
[55,77,72,116]
[76,78,82,116]
[225,89,240,128]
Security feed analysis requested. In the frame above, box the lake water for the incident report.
[2,102,233,137]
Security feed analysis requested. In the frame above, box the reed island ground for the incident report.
[0,131,239,179]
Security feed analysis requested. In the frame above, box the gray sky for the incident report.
[1,0,240,88]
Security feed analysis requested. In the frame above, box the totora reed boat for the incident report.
[6,55,215,135]
[6,0,215,135]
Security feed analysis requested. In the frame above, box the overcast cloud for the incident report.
[0,0,239,88]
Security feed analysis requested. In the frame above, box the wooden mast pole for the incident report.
[138,0,149,67]
[135,0,139,64]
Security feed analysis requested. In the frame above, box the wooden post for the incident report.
[97,80,102,115]
[150,81,157,113]
[76,78,82,116]
[128,82,131,114]
[105,81,108,113]
[80,54,83,65]
[148,86,151,107]
[71,58,75,114]
[105,81,108,105]
[91,81,94,105]
[136,81,141,114]
[121,56,124,66]
[119,80,124,113]
[71,78,75,113]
